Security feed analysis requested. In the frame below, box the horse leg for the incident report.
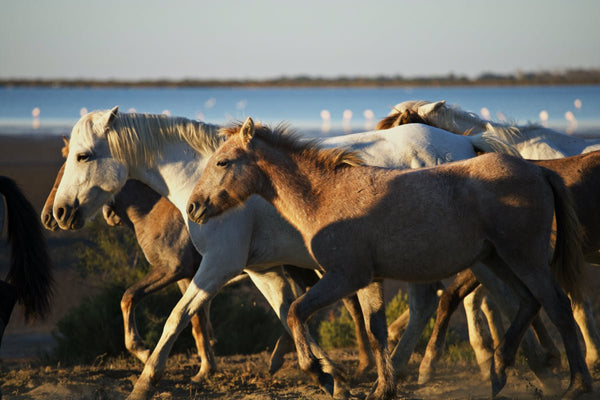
[463,286,494,380]
[288,269,372,399]
[355,281,396,400]
[572,293,600,372]
[478,256,592,398]
[390,282,439,378]
[127,253,245,400]
[342,295,376,381]
[419,269,479,384]
[479,292,504,349]
[176,279,217,381]
[121,268,186,363]
[471,262,561,394]
[387,310,408,349]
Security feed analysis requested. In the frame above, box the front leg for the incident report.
[122,267,185,363]
[127,253,246,400]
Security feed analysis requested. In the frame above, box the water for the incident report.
[1,85,599,137]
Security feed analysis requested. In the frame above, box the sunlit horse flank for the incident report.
[187,118,592,399]
[51,107,521,400]
[0,176,54,345]
[382,102,600,384]
[40,137,374,380]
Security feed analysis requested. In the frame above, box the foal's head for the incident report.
[187,117,265,224]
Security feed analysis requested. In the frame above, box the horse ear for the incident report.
[99,106,119,129]
[419,101,445,115]
[240,117,255,147]
[61,135,69,158]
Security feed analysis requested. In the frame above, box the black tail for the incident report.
[0,176,54,321]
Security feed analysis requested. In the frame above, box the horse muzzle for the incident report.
[187,198,211,224]
[54,200,84,230]
[41,209,59,231]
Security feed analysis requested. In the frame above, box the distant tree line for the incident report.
[2,68,600,88]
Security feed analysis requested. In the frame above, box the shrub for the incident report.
[51,216,281,364]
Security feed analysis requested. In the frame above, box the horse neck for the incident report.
[255,146,334,234]
[113,116,216,214]
[130,141,209,214]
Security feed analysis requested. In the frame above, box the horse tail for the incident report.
[0,176,54,321]
[543,168,585,302]
[469,132,522,158]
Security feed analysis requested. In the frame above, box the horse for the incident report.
[187,118,592,399]
[0,176,54,346]
[418,150,600,383]
[379,103,600,382]
[380,99,600,159]
[50,107,521,399]
[40,138,375,381]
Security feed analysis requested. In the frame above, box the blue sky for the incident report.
[1,0,599,80]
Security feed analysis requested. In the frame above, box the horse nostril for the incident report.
[56,207,65,219]
[43,212,51,225]
[187,202,196,216]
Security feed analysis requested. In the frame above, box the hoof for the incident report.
[353,360,375,383]
[490,359,507,398]
[126,380,155,400]
[417,367,434,385]
[190,367,215,384]
[318,372,335,396]
[366,381,396,400]
[562,375,593,400]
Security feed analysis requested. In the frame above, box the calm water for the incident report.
[1,85,599,137]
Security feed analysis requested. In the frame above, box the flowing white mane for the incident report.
[74,110,222,167]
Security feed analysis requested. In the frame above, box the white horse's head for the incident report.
[53,106,128,229]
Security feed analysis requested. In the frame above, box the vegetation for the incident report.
[2,69,600,88]
[50,216,281,364]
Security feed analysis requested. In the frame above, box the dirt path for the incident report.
[2,349,599,400]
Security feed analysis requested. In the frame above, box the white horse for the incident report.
[390,99,600,159]
[52,108,522,399]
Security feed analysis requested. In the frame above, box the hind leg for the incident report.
[572,293,600,372]
[419,270,479,384]
[342,295,376,380]
[390,283,439,377]
[463,286,494,380]
[481,255,592,398]
[288,269,373,399]
[356,281,395,400]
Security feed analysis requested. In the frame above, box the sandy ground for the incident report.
[3,348,600,400]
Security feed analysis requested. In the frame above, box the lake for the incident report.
[1,85,599,137]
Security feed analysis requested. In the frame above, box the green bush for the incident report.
[51,216,281,364]
[317,290,452,352]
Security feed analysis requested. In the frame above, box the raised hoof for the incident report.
[268,333,295,375]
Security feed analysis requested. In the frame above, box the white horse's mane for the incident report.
[75,111,222,167]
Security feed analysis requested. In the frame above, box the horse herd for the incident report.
[2,99,600,399]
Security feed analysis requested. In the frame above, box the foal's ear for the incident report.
[419,100,445,115]
[61,135,70,158]
[240,117,255,147]
[99,106,119,129]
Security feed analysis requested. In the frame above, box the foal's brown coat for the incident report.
[188,119,591,399]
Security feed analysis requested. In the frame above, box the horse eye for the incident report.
[77,153,91,162]
[216,159,229,167]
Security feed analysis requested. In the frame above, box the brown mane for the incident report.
[376,108,427,130]
[220,122,364,169]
